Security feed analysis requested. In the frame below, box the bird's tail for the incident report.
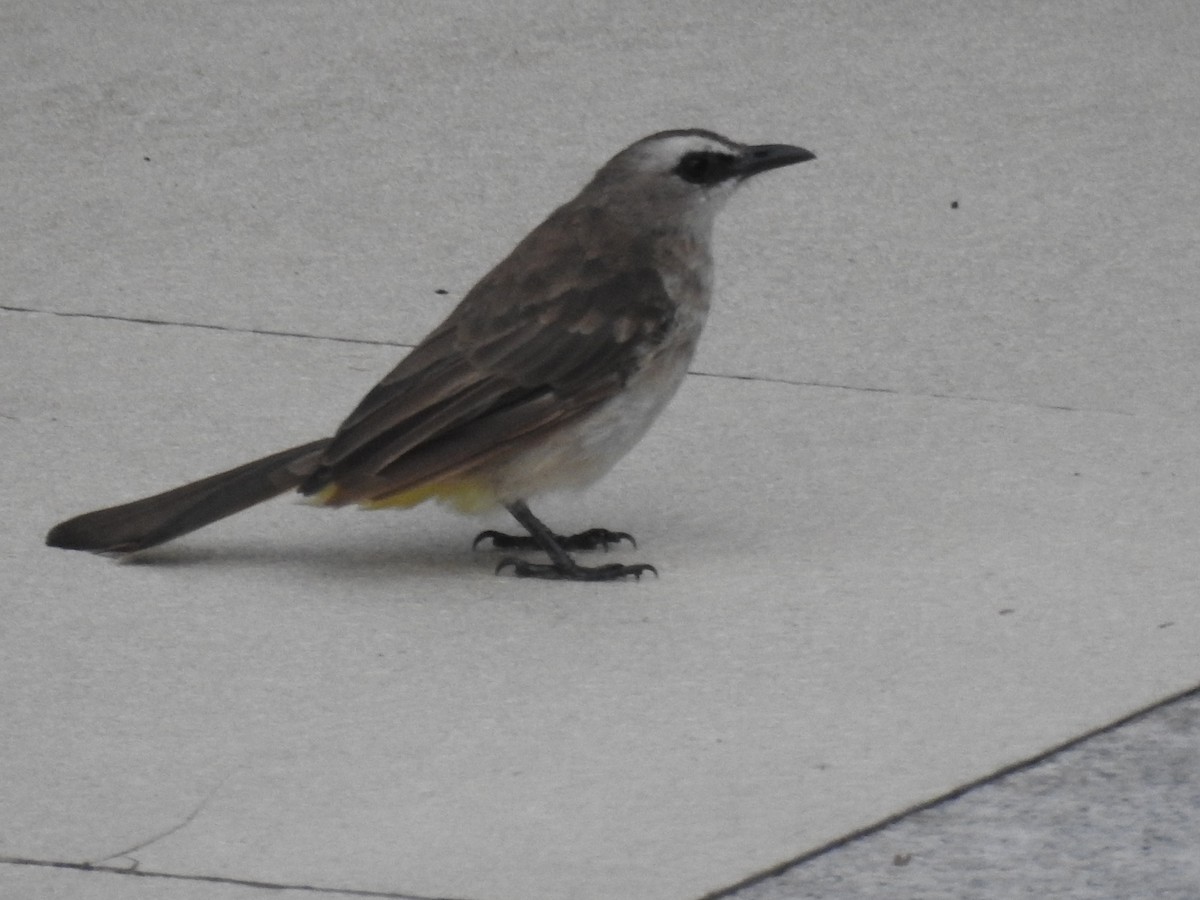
[45,439,331,554]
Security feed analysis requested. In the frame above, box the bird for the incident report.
[45,129,815,581]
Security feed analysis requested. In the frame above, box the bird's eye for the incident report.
[674,151,734,185]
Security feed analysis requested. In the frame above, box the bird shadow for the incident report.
[118,535,498,581]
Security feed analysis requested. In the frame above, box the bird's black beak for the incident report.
[736,143,816,179]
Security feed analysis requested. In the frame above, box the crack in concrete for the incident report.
[4,302,1139,416]
[0,856,463,899]
[0,774,466,898]
[0,304,409,349]
[688,368,1138,416]
[89,774,230,867]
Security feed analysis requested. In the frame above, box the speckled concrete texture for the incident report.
[4,2,1199,898]
[727,688,1200,900]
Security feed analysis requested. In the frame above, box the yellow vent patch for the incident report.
[309,477,498,514]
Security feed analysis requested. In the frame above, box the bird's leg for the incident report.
[488,500,655,581]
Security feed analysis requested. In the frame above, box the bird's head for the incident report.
[586,129,815,232]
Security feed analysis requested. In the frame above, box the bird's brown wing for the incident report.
[302,264,676,503]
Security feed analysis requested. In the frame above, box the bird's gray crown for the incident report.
[609,130,745,181]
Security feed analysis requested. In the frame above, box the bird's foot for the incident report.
[486,502,656,581]
[473,527,636,553]
[494,557,657,582]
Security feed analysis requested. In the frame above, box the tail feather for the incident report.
[46,439,330,554]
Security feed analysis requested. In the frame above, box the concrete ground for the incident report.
[727,687,1200,900]
[4,2,1199,899]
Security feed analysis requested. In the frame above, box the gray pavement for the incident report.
[7,688,1198,898]
[4,2,1200,899]
[727,687,1200,900]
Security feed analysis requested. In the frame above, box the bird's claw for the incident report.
[495,557,657,582]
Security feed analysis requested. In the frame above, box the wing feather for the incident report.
[302,253,676,503]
